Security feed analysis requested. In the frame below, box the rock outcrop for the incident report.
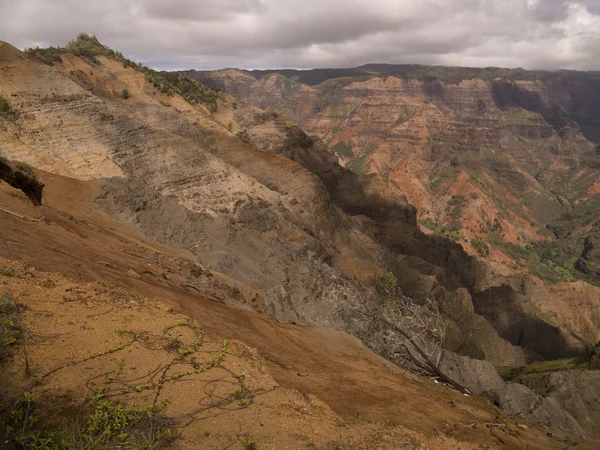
[0,157,44,205]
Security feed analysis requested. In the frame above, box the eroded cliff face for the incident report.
[187,69,600,288]
[3,43,600,437]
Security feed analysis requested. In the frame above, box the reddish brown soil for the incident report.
[1,171,598,449]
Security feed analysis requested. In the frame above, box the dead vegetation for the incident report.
[368,272,449,377]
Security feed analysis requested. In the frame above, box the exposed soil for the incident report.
[1,169,598,449]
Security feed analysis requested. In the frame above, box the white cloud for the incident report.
[0,0,599,70]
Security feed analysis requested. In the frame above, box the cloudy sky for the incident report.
[1,0,600,70]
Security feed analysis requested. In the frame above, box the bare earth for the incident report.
[1,170,598,449]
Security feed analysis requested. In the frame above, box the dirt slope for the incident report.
[2,168,600,449]
[0,41,24,62]
[1,43,541,370]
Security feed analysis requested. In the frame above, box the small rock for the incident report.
[517,424,528,430]
[127,269,141,279]
[2,267,15,277]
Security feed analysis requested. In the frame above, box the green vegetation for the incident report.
[498,355,589,384]
[0,293,22,362]
[0,95,13,115]
[23,46,65,65]
[145,71,219,111]
[497,355,590,396]
[429,176,441,188]
[487,234,593,284]
[244,437,262,450]
[377,271,399,296]
[556,182,577,209]
[447,194,466,231]
[2,317,234,449]
[471,238,490,257]
[26,34,219,111]
[346,155,365,174]
[444,230,462,242]
[5,389,175,449]
[419,217,441,233]
[332,141,353,158]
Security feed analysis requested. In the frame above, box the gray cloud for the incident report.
[0,0,599,70]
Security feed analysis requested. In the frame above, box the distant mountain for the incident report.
[182,65,600,286]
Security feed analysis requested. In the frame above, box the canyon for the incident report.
[185,66,600,287]
[1,37,600,448]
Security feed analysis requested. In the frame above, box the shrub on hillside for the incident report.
[23,46,65,65]
[62,34,220,111]
[65,33,105,64]
[0,95,12,115]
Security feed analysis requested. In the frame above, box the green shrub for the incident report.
[378,271,398,295]
[471,238,490,256]
[24,46,65,66]
[145,71,219,111]
[65,33,104,64]
[61,34,220,110]
[0,95,12,115]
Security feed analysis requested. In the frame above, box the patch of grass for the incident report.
[419,217,441,233]
[5,390,176,450]
[429,176,441,188]
[377,271,399,296]
[497,355,590,383]
[443,229,462,242]
[346,154,365,175]
[244,437,262,450]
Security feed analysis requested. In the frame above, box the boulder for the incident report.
[0,157,44,205]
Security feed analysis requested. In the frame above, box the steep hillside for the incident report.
[185,67,600,286]
[2,172,598,449]
[2,36,600,442]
